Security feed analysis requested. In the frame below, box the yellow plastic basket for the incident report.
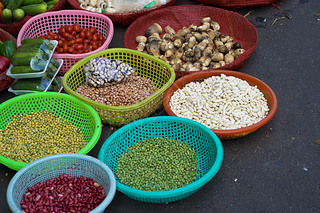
[62,48,175,126]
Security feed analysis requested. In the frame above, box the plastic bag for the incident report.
[107,0,169,13]
[85,58,135,88]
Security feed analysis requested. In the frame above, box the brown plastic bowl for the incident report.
[163,70,278,140]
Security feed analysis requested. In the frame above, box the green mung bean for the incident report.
[116,137,199,191]
[0,110,88,163]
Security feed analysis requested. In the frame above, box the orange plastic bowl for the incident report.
[163,70,278,140]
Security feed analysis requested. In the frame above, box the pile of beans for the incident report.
[76,73,158,106]
[169,74,270,130]
[0,110,87,163]
[20,174,106,213]
[116,137,199,191]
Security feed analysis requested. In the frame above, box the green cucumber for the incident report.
[11,55,47,67]
[10,66,41,74]
[20,3,47,16]
[12,8,25,22]
[21,38,49,45]
[45,0,58,5]
[1,9,13,24]
[11,78,47,91]
[7,0,24,11]
[16,42,54,54]
[21,0,44,6]
[47,4,54,10]
[13,51,49,61]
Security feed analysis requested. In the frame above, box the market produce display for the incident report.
[135,17,245,71]
[163,70,278,140]
[7,153,116,212]
[0,0,60,23]
[85,58,136,87]
[74,56,159,108]
[0,1,283,211]
[169,74,269,130]
[116,137,199,191]
[20,174,107,213]
[62,48,175,126]
[0,110,88,163]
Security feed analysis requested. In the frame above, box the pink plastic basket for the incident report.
[17,10,114,75]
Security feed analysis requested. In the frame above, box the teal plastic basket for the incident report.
[7,153,116,213]
[98,116,224,203]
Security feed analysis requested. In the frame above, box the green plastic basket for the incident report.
[62,48,176,126]
[0,92,102,171]
[98,116,224,203]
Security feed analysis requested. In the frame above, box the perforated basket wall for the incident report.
[0,92,102,171]
[62,48,175,126]
[123,5,258,79]
[98,116,223,203]
[7,153,116,213]
[192,0,278,10]
[67,0,176,26]
[17,10,114,75]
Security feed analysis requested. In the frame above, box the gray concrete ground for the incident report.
[0,0,319,212]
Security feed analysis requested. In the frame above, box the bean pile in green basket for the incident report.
[116,137,199,191]
[0,110,88,163]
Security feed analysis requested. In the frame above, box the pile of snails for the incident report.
[135,17,245,71]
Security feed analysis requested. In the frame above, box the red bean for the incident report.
[20,174,107,213]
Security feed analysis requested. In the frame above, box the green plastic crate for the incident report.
[0,92,102,171]
[62,48,176,126]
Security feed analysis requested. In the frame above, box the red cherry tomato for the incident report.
[97,34,104,41]
[89,27,96,34]
[62,32,74,40]
[73,23,81,33]
[65,25,74,34]
[57,48,64,54]
[63,43,68,53]
[92,33,98,41]
[79,30,86,38]
[68,46,75,54]
[53,34,59,40]
[38,35,46,39]
[58,40,64,47]
[85,31,93,40]
[75,38,83,43]
[74,44,84,51]
[67,40,75,47]
[58,26,66,35]
[97,40,102,47]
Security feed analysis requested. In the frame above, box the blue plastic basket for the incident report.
[98,116,224,203]
[7,153,116,213]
